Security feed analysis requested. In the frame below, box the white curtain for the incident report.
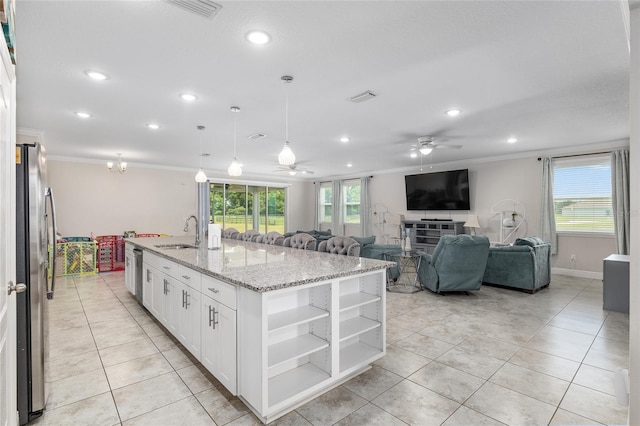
[313,182,320,230]
[612,149,630,254]
[540,157,558,255]
[360,176,372,236]
[331,180,343,235]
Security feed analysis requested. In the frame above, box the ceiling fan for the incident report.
[410,136,462,156]
[273,163,314,175]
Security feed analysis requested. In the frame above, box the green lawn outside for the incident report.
[213,215,285,234]
[555,214,614,233]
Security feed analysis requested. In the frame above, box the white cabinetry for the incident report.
[239,270,385,423]
[124,243,136,295]
[140,250,234,393]
[201,275,237,394]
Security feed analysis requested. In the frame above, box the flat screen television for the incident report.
[405,169,470,211]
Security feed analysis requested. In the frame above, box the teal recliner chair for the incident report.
[418,234,490,293]
[482,237,551,293]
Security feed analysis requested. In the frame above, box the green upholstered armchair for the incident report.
[352,236,402,280]
[482,236,551,293]
[418,234,490,293]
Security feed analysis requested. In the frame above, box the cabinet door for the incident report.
[216,302,236,394]
[201,294,237,395]
[201,296,216,374]
[124,251,134,295]
[163,275,179,334]
[184,287,201,360]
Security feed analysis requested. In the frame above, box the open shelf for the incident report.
[268,363,331,408]
[339,317,380,342]
[339,341,382,373]
[339,292,380,312]
[268,305,329,333]
[268,334,329,369]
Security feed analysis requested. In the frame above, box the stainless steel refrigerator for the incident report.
[16,142,57,425]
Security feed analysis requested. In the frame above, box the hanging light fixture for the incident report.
[278,75,296,165]
[195,125,208,183]
[228,106,242,177]
[107,153,127,173]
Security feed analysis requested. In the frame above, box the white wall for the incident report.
[47,159,315,238]
[49,160,198,237]
[628,4,639,423]
[367,155,615,275]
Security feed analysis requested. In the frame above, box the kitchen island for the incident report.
[125,236,392,424]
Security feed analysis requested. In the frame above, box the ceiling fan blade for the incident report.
[433,144,462,149]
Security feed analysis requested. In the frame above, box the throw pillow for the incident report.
[351,236,376,247]
[515,236,545,247]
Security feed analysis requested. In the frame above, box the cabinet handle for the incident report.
[146,269,151,282]
[213,307,219,329]
[181,289,186,308]
[126,258,130,267]
[182,275,190,280]
[208,287,219,294]
[185,292,190,308]
[208,305,214,327]
[163,266,170,270]
[164,279,169,295]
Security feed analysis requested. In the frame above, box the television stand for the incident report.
[403,220,465,254]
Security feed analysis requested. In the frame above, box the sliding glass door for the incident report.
[209,182,287,234]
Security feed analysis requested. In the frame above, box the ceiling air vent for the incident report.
[167,0,222,20]
[348,90,377,103]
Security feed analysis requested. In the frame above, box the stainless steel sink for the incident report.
[154,243,198,249]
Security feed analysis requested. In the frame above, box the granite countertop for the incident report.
[126,236,395,293]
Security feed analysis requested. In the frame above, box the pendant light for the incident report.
[195,125,208,183]
[278,75,296,166]
[228,106,242,176]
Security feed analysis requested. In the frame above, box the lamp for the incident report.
[278,75,296,165]
[107,153,127,173]
[195,125,208,183]
[464,214,480,235]
[419,146,433,156]
[228,106,242,177]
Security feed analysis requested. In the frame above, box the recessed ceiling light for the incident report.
[74,112,91,118]
[246,30,271,45]
[347,163,353,168]
[507,137,518,143]
[147,123,160,130]
[340,137,350,143]
[410,152,418,158]
[180,93,198,102]
[446,109,461,117]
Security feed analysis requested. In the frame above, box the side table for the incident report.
[603,254,630,313]
[384,251,422,293]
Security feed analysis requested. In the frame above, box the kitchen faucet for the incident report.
[184,215,200,246]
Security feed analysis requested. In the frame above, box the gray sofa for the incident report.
[482,236,551,293]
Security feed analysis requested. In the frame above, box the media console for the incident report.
[402,220,466,254]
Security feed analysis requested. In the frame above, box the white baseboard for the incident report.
[552,267,603,280]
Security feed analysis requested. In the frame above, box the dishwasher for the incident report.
[133,248,144,306]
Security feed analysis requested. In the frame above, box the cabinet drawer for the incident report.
[157,256,178,277]
[178,264,201,292]
[202,275,237,310]
[144,251,164,270]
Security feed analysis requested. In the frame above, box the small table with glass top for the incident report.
[384,250,422,293]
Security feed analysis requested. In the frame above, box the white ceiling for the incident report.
[15,1,630,179]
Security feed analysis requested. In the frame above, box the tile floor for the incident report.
[34,272,629,425]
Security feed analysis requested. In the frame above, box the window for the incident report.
[343,179,361,224]
[553,155,613,233]
[319,182,332,224]
[209,183,287,233]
